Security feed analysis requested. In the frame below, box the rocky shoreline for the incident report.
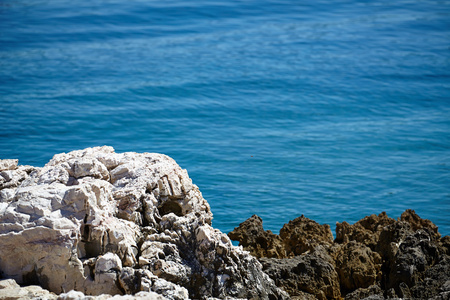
[228,212,450,299]
[0,147,448,300]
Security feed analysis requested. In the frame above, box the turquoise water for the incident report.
[1,0,449,236]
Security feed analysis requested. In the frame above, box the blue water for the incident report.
[1,0,449,237]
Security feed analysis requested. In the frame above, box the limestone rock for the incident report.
[57,288,169,299]
[0,159,37,191]
[0,147,287,299]
[0,278,58,299]
[0,159,18,171]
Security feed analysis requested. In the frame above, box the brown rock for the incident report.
[335,212,395,249]
[400,209,440,239]
[230,210,449,300]
[335,241,382,294]
[279,215,334,257]
[377,221,414,262]
[228,214,334,259]
[227,214,286,258]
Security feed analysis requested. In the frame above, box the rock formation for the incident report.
[227,215,285,259]
[0,147,287,299]
[2,147,449,300]
[227,214,334,260]
[229,210,450,299]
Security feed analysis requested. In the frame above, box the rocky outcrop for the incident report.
[334,212,395,249]
[227,215,285,259]
[227,214,333,259]
[229,210,450,299]
[0,147,287,299]
[279,215,334,257]
[2,147,448,300]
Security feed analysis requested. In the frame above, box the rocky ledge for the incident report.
[0,147,448,300]
[228,212,450,299]
[0,147,287,300]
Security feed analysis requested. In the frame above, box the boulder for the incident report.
[0,278,169,299]
[0,159,18,171]
[0,161,37,191]
[0,148,287,299]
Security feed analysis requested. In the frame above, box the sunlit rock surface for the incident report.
[0,147,287,300]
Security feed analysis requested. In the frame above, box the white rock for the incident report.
[96,252,122,272]
[69,158,110,181]
[0,165,33,189]
[57,290,87,300]
[0,278,20,289]
[0,278,57,299]
[0,147,287,299]
[0,159,18,171]
[0,188,16,203]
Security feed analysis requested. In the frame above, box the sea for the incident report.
[1,0,449,237]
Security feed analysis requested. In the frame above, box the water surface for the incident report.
[1,0,449,235]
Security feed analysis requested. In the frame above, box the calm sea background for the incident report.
[1,0,449,236]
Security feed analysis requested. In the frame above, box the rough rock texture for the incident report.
[343,285,384,300]
[260,246,341,300]
[230,210,449,299]
[335,212,396,249]
[227,215,285,259]
[0,147,287,300]
[279,215,334,257]
[334,241,382,294]
[227,214,333,259]
[0,278,57,299]
[400,209,440,236]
